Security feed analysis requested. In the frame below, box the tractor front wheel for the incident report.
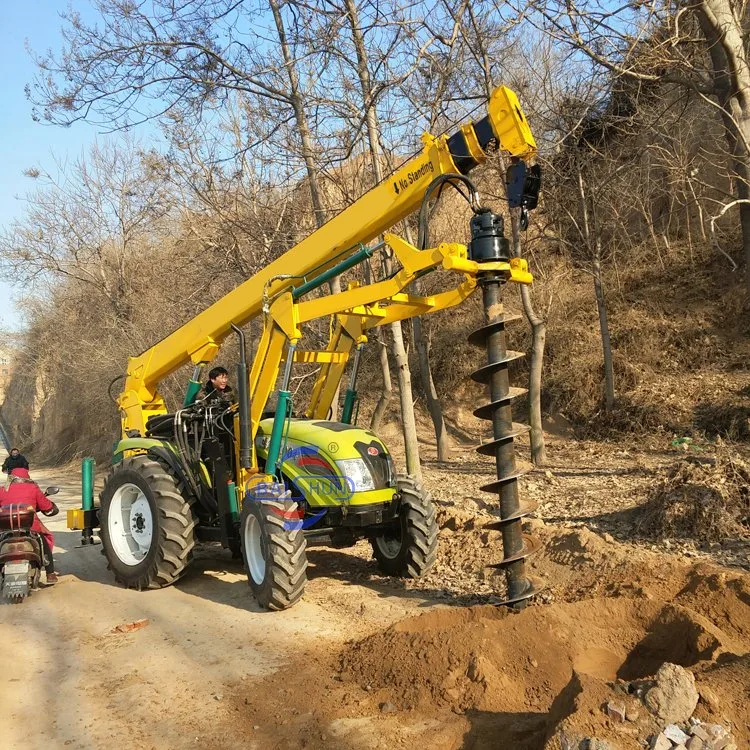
[370,476,438,578]
[240,484,308,610]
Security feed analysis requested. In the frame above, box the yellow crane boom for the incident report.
[119,86,537,435]
[72,83,543,612]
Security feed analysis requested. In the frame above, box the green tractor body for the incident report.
[94,412,438,609]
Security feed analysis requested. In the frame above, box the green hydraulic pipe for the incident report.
[82,457,95,511]
[227,482,239,519]
[266,343,296,477]
[292,244,380,300]
[342,390,358,424]
[183,364,205,406]
[183,380,202,406]
[266,391,291,477]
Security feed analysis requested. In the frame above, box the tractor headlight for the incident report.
[336,459,376,492]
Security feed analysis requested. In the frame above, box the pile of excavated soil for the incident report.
[339,568,750,749]
[636,451,750,543]
[340,599,692,709]
[224,445,750,749]
[228,521,749,750]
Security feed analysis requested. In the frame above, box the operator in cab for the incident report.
[203,366,237,406]
[0,468,59,584]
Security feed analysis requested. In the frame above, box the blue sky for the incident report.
[0,1,100,329]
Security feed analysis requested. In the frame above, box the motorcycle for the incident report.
[0,486,60,602]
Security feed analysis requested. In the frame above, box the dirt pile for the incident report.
[636,451,750,543]
[338,561,750,750]
[220,448,750,750]
[223,515,750,749]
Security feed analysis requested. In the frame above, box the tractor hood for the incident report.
[255,418,397,508]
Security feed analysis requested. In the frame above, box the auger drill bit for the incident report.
[468,210,543,609]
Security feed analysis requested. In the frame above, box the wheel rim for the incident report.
[375,529,403,559]
[244,514,266,583]
[108,483,154,566]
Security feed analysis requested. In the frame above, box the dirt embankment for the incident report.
[224,441,750,750]
[227,525,749,750]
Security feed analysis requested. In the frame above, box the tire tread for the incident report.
[99,455,196,590]
[240,487,308,611]
[371,475,438,578]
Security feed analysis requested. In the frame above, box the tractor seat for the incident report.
[145,413,177,437]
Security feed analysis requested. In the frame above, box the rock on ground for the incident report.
[644,663,699,725]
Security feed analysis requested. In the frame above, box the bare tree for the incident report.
[331,0,424,475]
[444,1,550,461]
[30,0,339,266]
[0,140,174,323]
[576,162,616,411]
[524,0,750,293]
[160,99,303,280]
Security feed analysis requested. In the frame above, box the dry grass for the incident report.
[637,447,750,543]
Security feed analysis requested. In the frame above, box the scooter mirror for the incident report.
[45,486,60,496]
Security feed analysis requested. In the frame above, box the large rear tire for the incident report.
[240,483,308,610]
[99,455,196,590]
[371,475,438,578]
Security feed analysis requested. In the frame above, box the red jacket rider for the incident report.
[0,467,58,581]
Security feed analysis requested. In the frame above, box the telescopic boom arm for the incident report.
[119,86,537,435]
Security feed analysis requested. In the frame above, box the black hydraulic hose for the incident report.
[417,173,483,250]
[108,374,126,404]
[173,410,201,499]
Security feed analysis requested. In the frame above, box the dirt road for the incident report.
[0,461,435,750]
[1,441,748,750]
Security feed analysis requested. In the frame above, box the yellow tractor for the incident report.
[69,85,542,609]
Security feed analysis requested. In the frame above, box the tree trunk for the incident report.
[402,225,450,461]
[697,0,750,294]
[510,211,547,465]
[343,0,420,475]
[268,0,326,232]
[577,166,616,411]
[370,333,392,431]
[367,244,393,432]
[593,256,615,411]
[390,319,421,478]
[268,0,341,417]
[411,312,450,462]
[731,143,750,295]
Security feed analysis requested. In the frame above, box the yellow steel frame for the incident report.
[117,85,537,466]
[244,235,532,443]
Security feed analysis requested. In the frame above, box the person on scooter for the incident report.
[0,468,59,583]
[2,447,29,475]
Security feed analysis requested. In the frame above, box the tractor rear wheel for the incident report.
[371,475,438,578]
[240,483,308,610]
[99,455,196,589]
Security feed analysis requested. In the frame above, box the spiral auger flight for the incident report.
[468,210,544,610]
